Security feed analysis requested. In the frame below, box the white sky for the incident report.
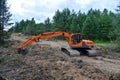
[7,0,119,23]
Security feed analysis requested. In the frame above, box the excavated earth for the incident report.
[0,33,120,80]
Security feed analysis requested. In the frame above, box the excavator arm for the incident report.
[17,31,72,54]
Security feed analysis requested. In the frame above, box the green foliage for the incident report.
[44,17,51,32]
[82,13,99,40]
[0,0,12,44]
[70,11,86,33]
[10,18,37,35]
[53,8,72,32]
[99,9,114,41]
[115,4,120,52]
[9,8,119,42]
[0,58,8,64]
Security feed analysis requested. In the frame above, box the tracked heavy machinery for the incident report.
[17,31,101,56]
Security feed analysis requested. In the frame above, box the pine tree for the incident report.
[44,17,51,32]
[82,9,99,40]
[115,5,120,40]
[99,9,113,41]
[115,3,120,52]
[53,8,71,31]
[0,0,12,44]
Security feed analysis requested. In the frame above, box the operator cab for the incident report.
[71,34,82,44]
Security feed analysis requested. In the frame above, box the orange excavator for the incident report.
[17,31,100,56]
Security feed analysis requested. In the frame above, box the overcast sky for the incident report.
[7,0,119,23]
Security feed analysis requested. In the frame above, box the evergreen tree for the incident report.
[82,9,99,40]
[44,17,51,32]
[0,0,12,44]
[53,8,71,31]
[115,3,120,51]
[115,5,120,40]
[70,11,86,33]
[99,9,114,41]
[70,14,78,32]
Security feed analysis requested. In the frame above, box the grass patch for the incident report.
[0,40,9,48]
[114,41,120,52]
[94,40,116,47]
[94,40,120,57]
[12,54,24,65]
[0,58,8,64]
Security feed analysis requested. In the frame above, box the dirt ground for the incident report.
[0,33,120,80]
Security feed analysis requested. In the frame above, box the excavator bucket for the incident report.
[18,48,28,55]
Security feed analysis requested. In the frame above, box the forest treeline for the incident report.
[9,8,120,41]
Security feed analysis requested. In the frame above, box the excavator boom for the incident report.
[17,31,71,50]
